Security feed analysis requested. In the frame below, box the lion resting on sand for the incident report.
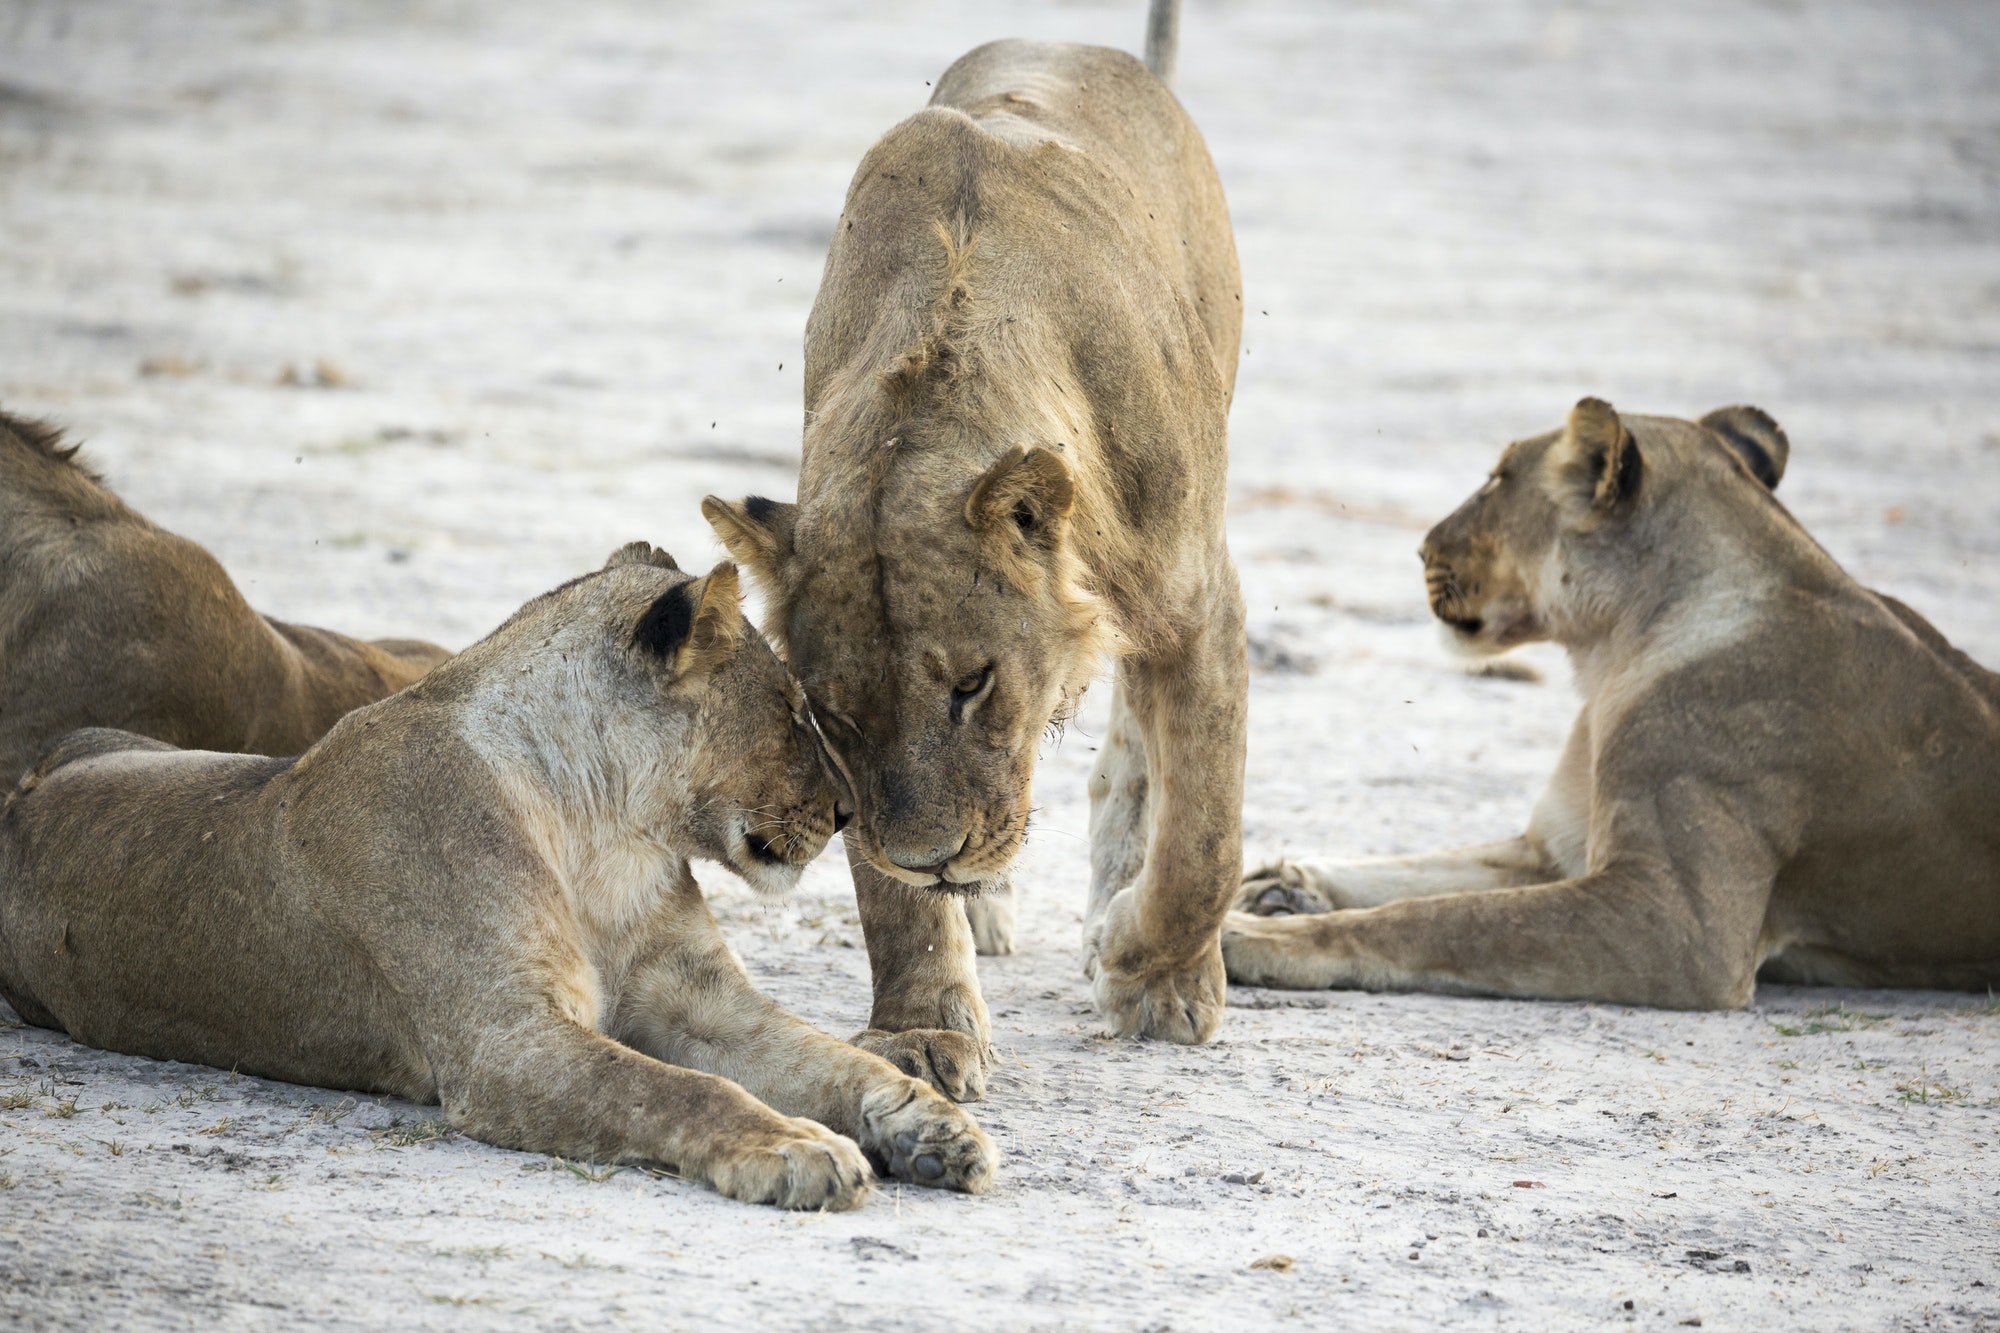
[1227,398,2000,1006]
[705,15,1246,1087]
[0,545,995,1209]
[0,410,448,786]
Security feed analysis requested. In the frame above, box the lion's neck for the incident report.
[1562,555,1777,708]
[455,654,692,925]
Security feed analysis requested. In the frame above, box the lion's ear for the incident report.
[1561,397,1642,511]
[1699,405,1788,490]
[634,562,744,677]
[701,495,795,592]
[965,444,1075,550]
[603,541,680,571]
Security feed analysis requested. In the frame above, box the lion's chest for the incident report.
[530,830,687,1036]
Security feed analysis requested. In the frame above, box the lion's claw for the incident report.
[852,1027,990,1102]
[1091,951,1226,1043]
[858,1080,997,1193]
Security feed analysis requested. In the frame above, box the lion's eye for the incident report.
[949,665,994,722]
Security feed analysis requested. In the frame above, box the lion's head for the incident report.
[703,432,1112,891]
[587,543,847,896]
[1421,397,1791,654]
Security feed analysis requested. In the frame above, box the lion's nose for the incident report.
[884,835,967,877]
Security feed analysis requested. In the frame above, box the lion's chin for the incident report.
[724,824,810,898]
[726,853,806,898]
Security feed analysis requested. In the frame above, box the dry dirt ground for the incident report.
[2,1,1998,1329]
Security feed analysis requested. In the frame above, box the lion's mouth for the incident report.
[1425,565,1485,635]
[744,831,788,866]
[852,825,1021,894]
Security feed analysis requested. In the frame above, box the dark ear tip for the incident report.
[1699,405,1789,489]
[633,581,696,658]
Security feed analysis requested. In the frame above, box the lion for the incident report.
[0,544,996,1209]
[1224,398,2000,1007]
[0,410,450,786]
[703,3,1247,1089]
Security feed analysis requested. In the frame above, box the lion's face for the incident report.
[593,545,846,897]
[1419,427,1572,656]
[1421,398,1791,654]
[704,444,1108,890]
[684,619,848,898]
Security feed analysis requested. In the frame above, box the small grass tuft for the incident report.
[436,1244,510,1264]
[1770,1003,1889,1037]
[1894,1078,1968,1106]
[372,1117,457,1149]
[541,1251,624,1272]
[148,1086,223,1113]
[518,1156,626,1183]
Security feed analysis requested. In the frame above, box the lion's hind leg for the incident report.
[1236,837,1555,916]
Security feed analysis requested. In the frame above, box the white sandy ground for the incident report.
[1,0,1998,1327]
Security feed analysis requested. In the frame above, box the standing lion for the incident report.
[704,1,1245,1086]
[1226,399,2000,1005]
[0,410,449,784]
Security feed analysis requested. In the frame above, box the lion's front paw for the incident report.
[1091,946,1226,1043]
[1234,860,1337,916]
[705,1117,874,1211]
[1220,910,1341,990]
[858,1080,997,1194]
[852,1028,990,1102]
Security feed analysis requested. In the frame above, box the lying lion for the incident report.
[0,545,995,1209]
[0,410,448,786]
[1226,398,2000,1006]
[705,0,1247,1087]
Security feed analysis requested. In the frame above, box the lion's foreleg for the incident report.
[1223,787,1782,1008]
[843,837,992,1101]
[613,928,996,1195]
[1084,575,1248,1043]
[1236,838,1555,915]
[435,1009,874,1211]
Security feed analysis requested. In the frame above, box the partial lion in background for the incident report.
[1227,398,2000,1006]
[0,545,995,1210]
[0,410,449,784]
[705,0,1246,1092]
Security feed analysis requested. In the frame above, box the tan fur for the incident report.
[0,546,995,1208]
[705,36,1247,1080]
[1227,399,2000,1006]
[0,411,449,785]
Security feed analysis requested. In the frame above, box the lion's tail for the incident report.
[1144,0,1179,89]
